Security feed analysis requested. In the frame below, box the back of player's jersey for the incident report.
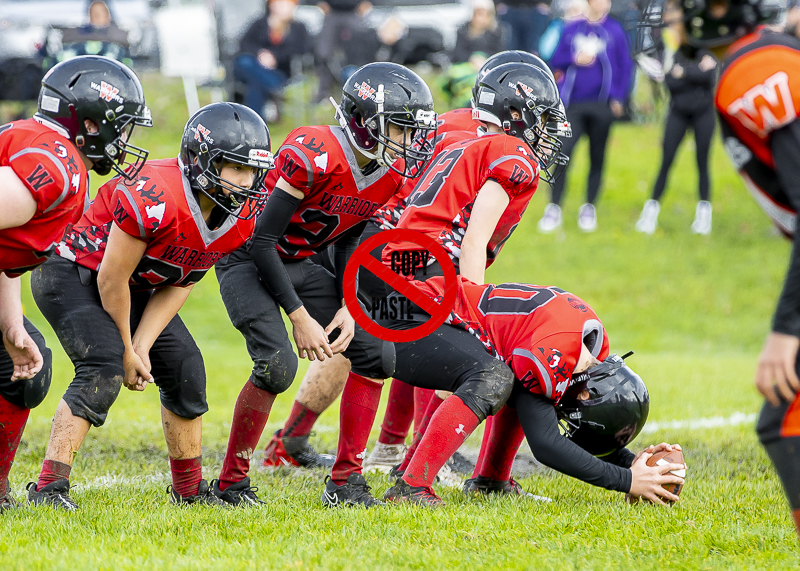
[716,30,800,236]
[436,108,483,137]
[62,158,253,290]
[264,125,404,259]
[417,276,608,403]
[384,133,539,271]
[0,118,89,276]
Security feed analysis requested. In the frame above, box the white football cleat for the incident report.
[577,203,597,232]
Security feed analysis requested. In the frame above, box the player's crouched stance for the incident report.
[0,56,150,511]
[27,103,274,510]
[379,277,684,506]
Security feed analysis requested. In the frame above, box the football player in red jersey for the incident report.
[26,103,273,510]
[211,62,438,507]
[0,56,151,510]
[378,276,684,505]
[639,0,799,535]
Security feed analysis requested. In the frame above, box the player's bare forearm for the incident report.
[458,238,487,285]
[0,273,24,336]
[460,180,510,285]
[131,285,194,354]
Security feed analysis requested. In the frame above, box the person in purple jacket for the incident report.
[537,0,633,233]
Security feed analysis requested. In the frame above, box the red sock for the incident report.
[413,388,435,436]
[473,406,524,481]
[282,400,320,439]
[378,379,415,445]
[793,509,800,540]
[169,456,202,497]
[219,380,277,490]
[37,459,72,490]
[472,415,494,478]
[398,394,444,472]
[403,396,480,488]
[331,372,383,484]
[0,396,30,494]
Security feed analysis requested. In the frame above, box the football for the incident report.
[647,448,686,499]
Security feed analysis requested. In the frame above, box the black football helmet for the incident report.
[473,50,553,105]
[180,102,274,220]
[637,0,785,55]
[332,62,438,178]
[472,62,570,184]
[556,353,650,457]
[36,55,152,180]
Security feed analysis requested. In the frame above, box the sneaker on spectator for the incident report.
[691,200,712,235]
[635,199,660,235]
[537,203,562,233]
[577,203,597,232]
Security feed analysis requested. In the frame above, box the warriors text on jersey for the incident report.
[383,132,539,270]
[417,276,609,403]
[59,158,255,290]
[0,117,89,277]
[265,125,404,259]
[716,30,800,236]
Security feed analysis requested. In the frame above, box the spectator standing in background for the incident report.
[635,0,717,235]
[497,0,552,54]
[452,0,504,65]
[234,0,311,122]
[539,0,587,61]
[538,0,633,233]
[313,0,376,104]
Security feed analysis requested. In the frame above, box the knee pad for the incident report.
[250,349,299,394]
[22,346,52,409]
[454,361,514,421]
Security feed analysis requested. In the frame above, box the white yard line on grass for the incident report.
[641,411,757,434]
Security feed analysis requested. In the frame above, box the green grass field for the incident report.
[2,74,799,570]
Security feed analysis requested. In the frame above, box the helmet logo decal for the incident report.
[248,148,275,169]
[356,82,376,101]
[511,81,535,98]
[193,124,214,144]
[568,297,588,312]
[91,81,123,104]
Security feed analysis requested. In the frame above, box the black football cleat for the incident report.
[447,451,475,475]
[321,473,384,508]
[168,479,230,508]
[211,477,265,507]
[462,476,552,502]
[263,430,335,469]
[383,478,444,507]
[26,479,79,511]
[388,464,404,479]
[0,482,20,512]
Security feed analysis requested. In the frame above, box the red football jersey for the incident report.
[383,132,539,271]
[371,129,478,231]
[264,125,405,259]
[435,108,484,137]
[60,158,254,291]
[417,276,609,403]
[716,31,800,236]
[0,118,90,277]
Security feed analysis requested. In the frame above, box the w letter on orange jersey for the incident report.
[727,71,797,138]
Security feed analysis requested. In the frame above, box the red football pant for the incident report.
[331,373,383,484]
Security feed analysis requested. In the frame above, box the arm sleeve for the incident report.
[682,58,716,87]
[332,222,366,301]
[247,190,304,314]
[513,390,632,492]
[603,447,636,469]
[769,120,800,337]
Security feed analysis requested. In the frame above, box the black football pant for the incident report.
[550,101,616,206]
[651,105,715,202]
[215,248,394,395]
[0,318,52,410]
[31,256,208,427]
